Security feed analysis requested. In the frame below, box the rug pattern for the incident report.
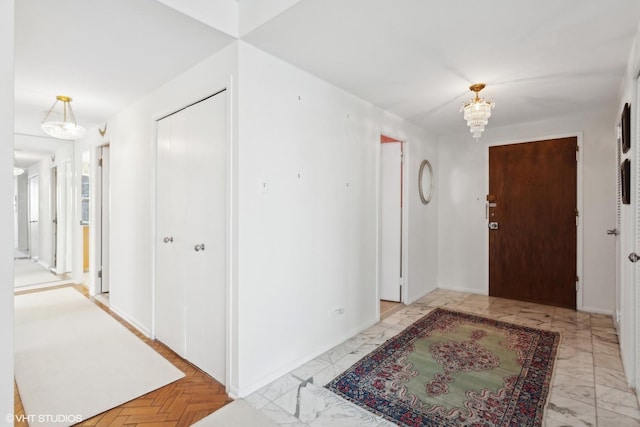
[325,308,560,427]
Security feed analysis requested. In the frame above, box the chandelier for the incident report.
[461,83,494,140]
[41,95,87,140]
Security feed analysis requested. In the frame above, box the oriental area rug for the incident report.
[326,308,560,427]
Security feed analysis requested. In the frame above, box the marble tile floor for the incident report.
[242,289,640,426]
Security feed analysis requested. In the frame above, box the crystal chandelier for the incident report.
[461,83,494,140]
[41,95,87,140]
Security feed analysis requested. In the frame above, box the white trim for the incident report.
[581,306,615,316]
[438,284,488,296]
[109,303,151,338]
[234,316,378,398]
[402,140,410,305]
[484,132,584,310]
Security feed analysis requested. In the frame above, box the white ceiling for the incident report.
[13,0,640,166]
[244,0,640,135]
[14,0,235,167]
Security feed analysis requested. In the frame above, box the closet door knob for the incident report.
[163,237,174,243]
[629,252,640,263]
[194,243,205,252]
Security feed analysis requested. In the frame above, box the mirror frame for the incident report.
[418,159,433,205]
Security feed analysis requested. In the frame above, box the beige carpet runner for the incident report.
[15,287,184,427]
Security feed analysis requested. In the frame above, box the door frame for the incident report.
[485,132,584,311]
[376,133,410,312]
[88,143,110,297]
[50,165,57,271]
[27,174,40,261]
[150,86,233,391]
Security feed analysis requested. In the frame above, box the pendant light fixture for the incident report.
[461,83,494,140]
[41,95,87,140]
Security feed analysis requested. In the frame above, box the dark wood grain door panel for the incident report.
[489,137,577,309]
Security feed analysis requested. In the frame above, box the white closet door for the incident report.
[155,91,227,384]
[184,92,227,383]
[156,113,188,358]
[380,142,402,302]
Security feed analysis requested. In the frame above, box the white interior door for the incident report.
[156,112,188,358]
[380,141,402,302]
[28,175,39,260]
[184,92,227,383]
[155,90,227,384]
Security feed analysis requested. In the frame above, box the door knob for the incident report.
[194,243,205,252]
[163,237,174,243]
[629,252,640,263]
[607,229,619,236]
[488,222,499,230]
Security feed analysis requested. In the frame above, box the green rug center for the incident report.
[405,324,523,410]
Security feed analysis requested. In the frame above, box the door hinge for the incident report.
[576,145,580,162]
[98,157,103,167]
[576,276,579,291]
[575,209,580,226]
[98,270,103,279]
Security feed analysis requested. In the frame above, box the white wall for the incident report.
[90,39,438,398]
[15,173,28,252]
[405,132,439,304]
[234,42,437,396]
[617,25,640,390]
[1,0,14,422]
[104,42,238,336]
[438,111,616,314]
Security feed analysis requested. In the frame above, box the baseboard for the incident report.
[405,285,439,305]
[580,306,614,316]
[437,284,487,295]
[108,304,152,338]
[235,316,379,398]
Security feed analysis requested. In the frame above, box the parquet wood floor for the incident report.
[14,284,232,427]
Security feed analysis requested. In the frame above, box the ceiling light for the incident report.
[14,167,24,176]
[461,83,494,140]
[41,95,87,140]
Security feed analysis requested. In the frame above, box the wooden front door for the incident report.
[488,137,577,309]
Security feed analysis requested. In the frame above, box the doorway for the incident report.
[379,135,404,305]
[50,166,57,269]
[96,145,110,294]
[488,137,578,309]
[28,175,39,261]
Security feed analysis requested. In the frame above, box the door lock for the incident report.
[488,222,499,230]
[194,243,205,252]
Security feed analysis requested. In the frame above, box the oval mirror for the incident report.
[418,159,433,205]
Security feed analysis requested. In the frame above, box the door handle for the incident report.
[607,229,619,236]
[194,243,205,252]
[629,253,640,263]
[488,222,499,230]
[163,237,174,243]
